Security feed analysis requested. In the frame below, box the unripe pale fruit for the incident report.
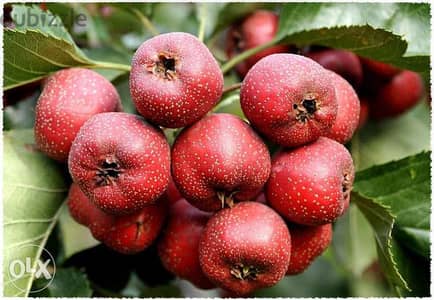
[67,183,167,254]
[286,223,332,275]
[323,70,360,144]
[306,49,363,88]
[370,71,424,119]
[35,68,122,161]
[130,32,223,128]
[172,113,271,212]
[266,137,355,226]
[68,112,170,215]
[158,199,214,289]
[199,202,291,295]
[226,10,289,77]
[240,54,337,148]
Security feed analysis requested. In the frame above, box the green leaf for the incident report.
[351,103,430,171]
[4,5,131,90]
[332,205,377,277]
[277,3,429,77]
[82,47,132,81]
[3,130,68,297]
[57,204,99,260]
[4,28,92,90]
[352,152,431,295]
[32,268,92,297]
[11,5,76,45]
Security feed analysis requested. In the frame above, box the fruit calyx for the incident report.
[216,191,238,208]
[230,263,259,281]
[294,93,319,123]
[147,52,178,80]
[95,156,123,186]
[342,172,351,198]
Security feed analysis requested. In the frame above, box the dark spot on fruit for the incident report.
[294,93,319,123]
[95,158,123,186]
[230,263,259,281]
[162,57,176,72]
[147,52,178,80]
[302,99,317,114]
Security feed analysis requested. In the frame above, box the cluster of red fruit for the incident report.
[32,11,425,296]
[227,10,425,124]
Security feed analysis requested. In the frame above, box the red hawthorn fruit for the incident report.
[158,199,214,289]
[34,68,122,161]
[199,202,291,295]
[240,54,338,148]
[171,113,271,212]
[67,183,95,226]
[306,49,363,88]
[68,112,170,215]
[358,99,369,129]
[67,183,168,254]
[286,223,332,275]
[167,174,183,205]
[226,10,289,77]
[130,32,223,128]
[266,137,355,226]
[370,70,424,119]
[360,57,400,79]
[90,199,168,255]
[323,70,360,144]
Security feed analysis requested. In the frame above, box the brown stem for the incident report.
[222,82,242,94]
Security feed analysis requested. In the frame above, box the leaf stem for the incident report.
[130,8,159,36]
[197,15,206,42]
[221,39,277,74]
[89,61,132,72]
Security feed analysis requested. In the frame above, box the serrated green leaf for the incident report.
[278,3,429,77]
[4,28,93,90]
[11,5,76,45]
[352,152,431,295]
[32,268,92,297]
[3,130,68,297]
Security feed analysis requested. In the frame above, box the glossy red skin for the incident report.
[286,223,332,275]
[240,54,337,148]
[90,197,168,255]
[67,183,94,226]
[199,202,291,295]
[307,49,363,88]
[370,71,424,119]
[68,112,170,215]
[130,32,223,128]
[360,57,400,79]
[226,10,289,78]
[158,199,214,289]
[172,113,271,212]
[266,137,355,226]
[324,71,360,144]
[35,68,122,161]
[167,174,183,205]
[358,99,369,129]
[67,183,168,254]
